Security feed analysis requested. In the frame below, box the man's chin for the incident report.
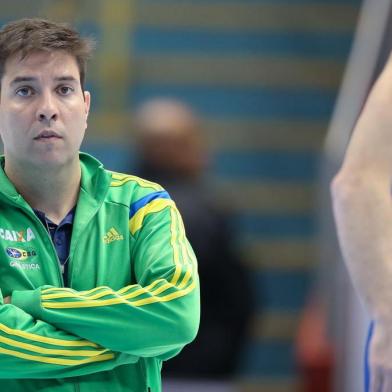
[29,152,78,170]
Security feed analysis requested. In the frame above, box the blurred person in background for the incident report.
[133,99,253,381]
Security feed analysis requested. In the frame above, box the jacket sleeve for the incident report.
[0,290,138,379]
[12,199,200,360]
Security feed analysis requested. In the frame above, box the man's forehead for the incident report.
[3,50,80,80]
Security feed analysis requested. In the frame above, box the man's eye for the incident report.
[57,86,74,95]
[15,87,34,97]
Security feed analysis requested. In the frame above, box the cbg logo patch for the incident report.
[6,247,36,260]
[6,246,40,270]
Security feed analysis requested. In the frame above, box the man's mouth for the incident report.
[34,130,62,140]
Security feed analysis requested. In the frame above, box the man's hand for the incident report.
[3,296,11,304]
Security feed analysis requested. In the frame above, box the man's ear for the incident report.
[83,91,91,129]
[84,91,91,114]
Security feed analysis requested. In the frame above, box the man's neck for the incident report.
[4,159,81,225]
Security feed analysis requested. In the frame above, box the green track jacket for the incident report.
[0,153,200,391]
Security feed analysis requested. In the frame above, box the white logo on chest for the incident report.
[0,228,36,242]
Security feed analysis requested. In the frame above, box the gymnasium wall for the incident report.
[0,1,361,390]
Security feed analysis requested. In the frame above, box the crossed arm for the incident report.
[331,54,392,390]
[0,203,200,379]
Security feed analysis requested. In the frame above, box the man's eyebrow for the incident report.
[54,76,78,83]
[10,76,37,85]
[9,76,79,85]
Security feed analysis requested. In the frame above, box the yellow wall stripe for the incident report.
[251,311,300,341]
[136,3,358,32]
[203,119,326,151]
[134,55,345,90]
[97,0,133,111]
[242,239,316,270]
[215,180,315,214]
[85,117,327,150]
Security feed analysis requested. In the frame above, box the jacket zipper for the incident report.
[30,209,65,287]
[41,217,71,286]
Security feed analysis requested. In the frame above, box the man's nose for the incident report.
[36,92,58,123]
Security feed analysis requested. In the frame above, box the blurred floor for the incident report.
[163,379,237,392]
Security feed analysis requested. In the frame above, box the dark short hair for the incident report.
[0,18,95,90]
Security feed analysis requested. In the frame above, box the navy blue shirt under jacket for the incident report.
[34,207,75,284]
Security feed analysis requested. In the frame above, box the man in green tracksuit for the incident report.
[0,18,200,391]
